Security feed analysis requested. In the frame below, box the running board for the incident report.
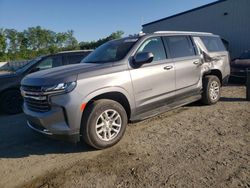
[131,94,201,122]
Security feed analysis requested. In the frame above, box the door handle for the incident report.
[163,65,173,70]
[193,61,201,65]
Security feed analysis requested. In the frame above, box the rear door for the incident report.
[163,35,202,91]
[129,37,175,114]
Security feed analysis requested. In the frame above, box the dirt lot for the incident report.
[0,85,249,188]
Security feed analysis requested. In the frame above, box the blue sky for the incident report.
[0,0,215,42]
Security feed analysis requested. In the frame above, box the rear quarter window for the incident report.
[200,36,226,52]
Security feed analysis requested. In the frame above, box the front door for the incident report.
[129,37,175,114]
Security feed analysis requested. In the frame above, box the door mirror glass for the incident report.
[134,52,154,65]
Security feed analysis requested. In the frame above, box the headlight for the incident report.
[42,81,77,94]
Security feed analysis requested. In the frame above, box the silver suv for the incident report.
[21,31,230,149]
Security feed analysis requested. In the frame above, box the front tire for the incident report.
[81,99,128,149]
[0,90,23,114]
[201,75,221,105]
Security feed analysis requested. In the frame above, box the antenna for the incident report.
[140,16,144,26]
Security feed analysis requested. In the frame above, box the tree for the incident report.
[65,30,79,50]
[0,28,7,60]
[56,32,68,48]
[17,32,28,51]
[0,26,125,62]
[5,29,18,54]
[79,30,124,50]
[107,31,124,40]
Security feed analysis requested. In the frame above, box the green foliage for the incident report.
[0,26,78,61]
[0,28,7,61]
[0,27,124,62]
[79,31,124,50]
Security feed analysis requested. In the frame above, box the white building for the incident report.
[142,0,250,58]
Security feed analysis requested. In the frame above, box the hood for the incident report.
[21,63,109,86]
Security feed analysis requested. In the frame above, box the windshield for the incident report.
[0,56,43,75]
[16,56,43,73]
[82,38,138,63]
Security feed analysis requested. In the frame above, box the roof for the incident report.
[142,0,227,27]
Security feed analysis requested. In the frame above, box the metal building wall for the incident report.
[142,0,250,58]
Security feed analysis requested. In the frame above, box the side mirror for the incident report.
[134,52,154,65]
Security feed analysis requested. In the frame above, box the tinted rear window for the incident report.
[200,36,226,52]
[68,53,90,64]
[164,36,195,58]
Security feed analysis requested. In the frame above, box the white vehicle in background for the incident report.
[0,62,8,68]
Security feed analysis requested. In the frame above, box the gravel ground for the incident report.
[0,85,249,188]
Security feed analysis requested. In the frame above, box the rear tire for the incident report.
[201,75,221,105]
[0,90,23,114]
[81,99,128,149]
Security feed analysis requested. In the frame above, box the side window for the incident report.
[67,54,85,64]
[36,56,62,71]
[137,37,166,62]
[200,36,226,52]
[164,36,195,58]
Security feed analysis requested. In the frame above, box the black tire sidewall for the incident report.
[203,76,221,105]
[82,99,127,149]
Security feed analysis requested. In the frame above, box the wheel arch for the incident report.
[0,87,23,114]
[203,69,222,85]
[80,88,134,125]
[0,87,21,101]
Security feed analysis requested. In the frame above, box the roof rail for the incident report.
[154,31,213,35]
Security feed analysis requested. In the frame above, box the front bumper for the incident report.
[22,90,85,143]
[27,121,79,143]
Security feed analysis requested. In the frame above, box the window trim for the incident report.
[189,36,198,55]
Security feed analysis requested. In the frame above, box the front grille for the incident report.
[22,85,43,92]
[21,86,51,112]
